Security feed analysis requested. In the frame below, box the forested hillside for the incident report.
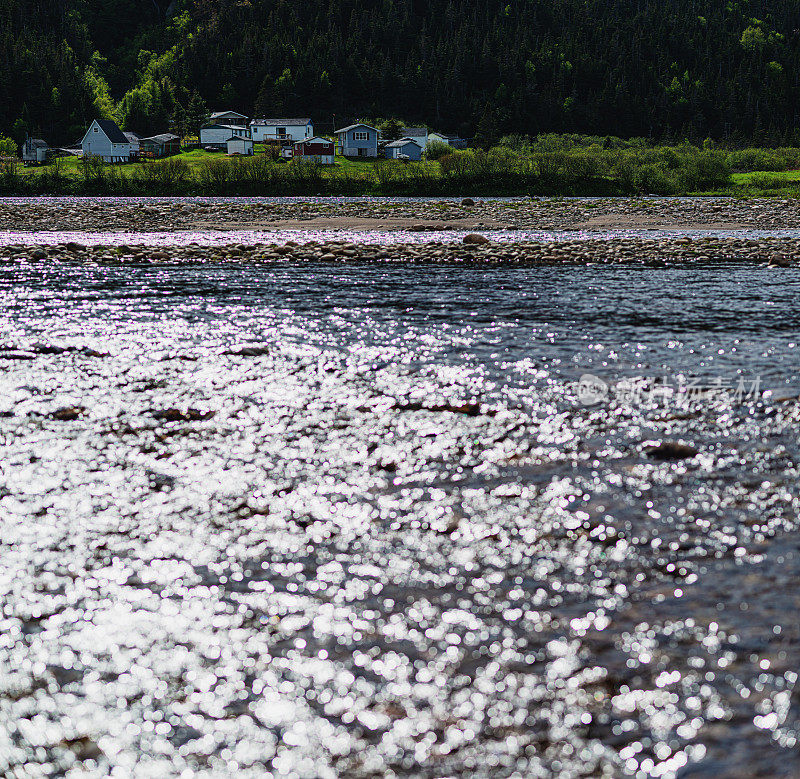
[2,0,800,145]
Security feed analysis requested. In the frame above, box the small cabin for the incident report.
[139,133,181,158]
[227,136,254,156]
[293,136,335,164]
[81,119,132,162]
[385,137,423,161]
[22,137,49,165]
[334,124,380,158]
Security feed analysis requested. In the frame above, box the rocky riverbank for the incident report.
[2,195,800,233]
[1,234,799,265]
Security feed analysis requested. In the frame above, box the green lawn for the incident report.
[15,148,431,182]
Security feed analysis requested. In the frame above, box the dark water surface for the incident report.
[1,259,799,777]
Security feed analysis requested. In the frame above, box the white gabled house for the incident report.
[251,118,313,143]
[209,111,249,127]
[81,119,132,162]
[200,123,251,147]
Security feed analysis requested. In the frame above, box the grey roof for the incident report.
[124,132,140,142]
[202,123,249,131]
[211,111,248,120]
[334,123,379,133]
[28,138,48,148]
[140,133,180,144]
[252,118,312,126]
[95,119,128,144]
[400,127,428,138]
[386,137,423,148]
[295,136,333,145]
[226,135,253,143]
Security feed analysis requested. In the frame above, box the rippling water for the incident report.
[1,257,799,777]
[5,259,800,390]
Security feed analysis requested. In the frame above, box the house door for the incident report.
[358,147,366,157]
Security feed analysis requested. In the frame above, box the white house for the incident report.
[200,124,251,147]
[400,127,429,149]
[250,118,313,143]
[124,132,141,155]
[428,131,467,149]
[227,136,254,156]
[210,111,249,127]
[81,119,132,162]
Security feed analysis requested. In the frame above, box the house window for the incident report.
[354,131,370,141]
[277,128,287,137]
[93,127,98,132]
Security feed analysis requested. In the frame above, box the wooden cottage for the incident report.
[139,133,181,158]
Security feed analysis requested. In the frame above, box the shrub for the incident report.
[0,135,18,157]
[425,140,452,160]
[198,157,231,191]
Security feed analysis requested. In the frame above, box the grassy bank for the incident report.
[4,139,800,197]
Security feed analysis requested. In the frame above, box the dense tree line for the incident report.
[2,0,800,145]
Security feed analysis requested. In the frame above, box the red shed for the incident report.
[293,137,335,164]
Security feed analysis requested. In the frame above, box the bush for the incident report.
[135,156,189,190]
[198,157,231,190]
[0,135,18,157]
[727,147,800,172]
[425,140,452,160]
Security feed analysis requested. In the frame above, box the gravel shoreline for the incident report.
[3,196,800,233]
[1,235,799,265]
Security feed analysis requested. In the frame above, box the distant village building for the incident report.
[200,123,251,148]
[123,132,141,156]
[335,124,380,157]
[227,136,254,156]
[139,133,181,158]
[384,137,423,161]
[22,137,48,165]
[293,136,335,164]
[400,127,429,148]
[209,111,249,127]
[428,132,467,149]
[81,119,132,162]
[251,118,313,143]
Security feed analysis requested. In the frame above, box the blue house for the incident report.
[335,123,380,157]
[384,138,423,161]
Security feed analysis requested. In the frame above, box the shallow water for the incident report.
[1,258,799,777]
[6,227,800,246]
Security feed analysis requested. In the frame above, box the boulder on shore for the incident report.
[463,233,490,245]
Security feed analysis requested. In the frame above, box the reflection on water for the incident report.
[0,258,799,777]
[3,259,799,390]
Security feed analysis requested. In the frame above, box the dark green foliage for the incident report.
[4,0,800,145]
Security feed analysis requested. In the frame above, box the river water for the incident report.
[1,254,799,776]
